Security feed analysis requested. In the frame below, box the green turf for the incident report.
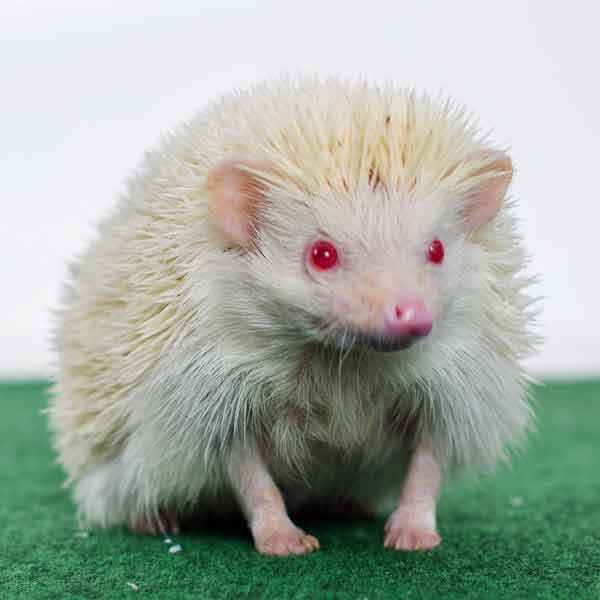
[1,380,599,600]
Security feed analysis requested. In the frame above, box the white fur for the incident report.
[48,75,539,528]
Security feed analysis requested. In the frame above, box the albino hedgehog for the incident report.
[50,76,538,556]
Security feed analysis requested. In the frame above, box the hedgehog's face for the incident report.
[250,190,463,353]
[208,155,512,352]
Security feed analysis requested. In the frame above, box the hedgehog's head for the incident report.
[207,152,512,353]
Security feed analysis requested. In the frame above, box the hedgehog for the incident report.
[49,76,538,556]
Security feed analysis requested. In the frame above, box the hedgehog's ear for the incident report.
[207,158,273,247]
[461,150,513,232]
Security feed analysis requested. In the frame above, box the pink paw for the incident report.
[384,518,441,551]
[254,524,320,556]
[129,511,180,536]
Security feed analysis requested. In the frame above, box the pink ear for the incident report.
[462,150,513,232]
[207,158,272,247]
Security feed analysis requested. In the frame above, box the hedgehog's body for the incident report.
[50,77,537,554]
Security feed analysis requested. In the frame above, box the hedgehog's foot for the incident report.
[228,440,319,556]
[384,436,441,551]
[383,514,441,550]
[253,518,320,556]
[130,511,180,536]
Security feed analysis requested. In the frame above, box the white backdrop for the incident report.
[1,1,599,377]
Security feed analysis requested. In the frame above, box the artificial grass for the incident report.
[0,381,599,600]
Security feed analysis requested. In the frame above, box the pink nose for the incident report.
[385,299,433,339]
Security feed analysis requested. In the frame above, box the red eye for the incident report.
[427,238,444,264]
[310,240,339,270]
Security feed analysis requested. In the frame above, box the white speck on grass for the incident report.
[74,531,89,538]
[510,496,524,507]
[163,538,172,544]
[126,582,139,592]
[169,544,183,554]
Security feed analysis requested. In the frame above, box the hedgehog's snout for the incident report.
[384,299,432,340]
[333,286,433,352]
[357,298,432,352]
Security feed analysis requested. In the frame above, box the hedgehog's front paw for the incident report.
[252,519,320,556]
[383,513,441,551]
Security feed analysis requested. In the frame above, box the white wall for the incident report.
[1,0,599,377]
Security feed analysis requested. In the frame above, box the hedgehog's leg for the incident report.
[228,441,319,556]
[383,437,442,551]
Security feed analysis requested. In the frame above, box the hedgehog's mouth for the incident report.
[331,331,418,353]
[351,333,417,352]
[312,325,423,353]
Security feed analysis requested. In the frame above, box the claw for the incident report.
[254,524,320,556]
